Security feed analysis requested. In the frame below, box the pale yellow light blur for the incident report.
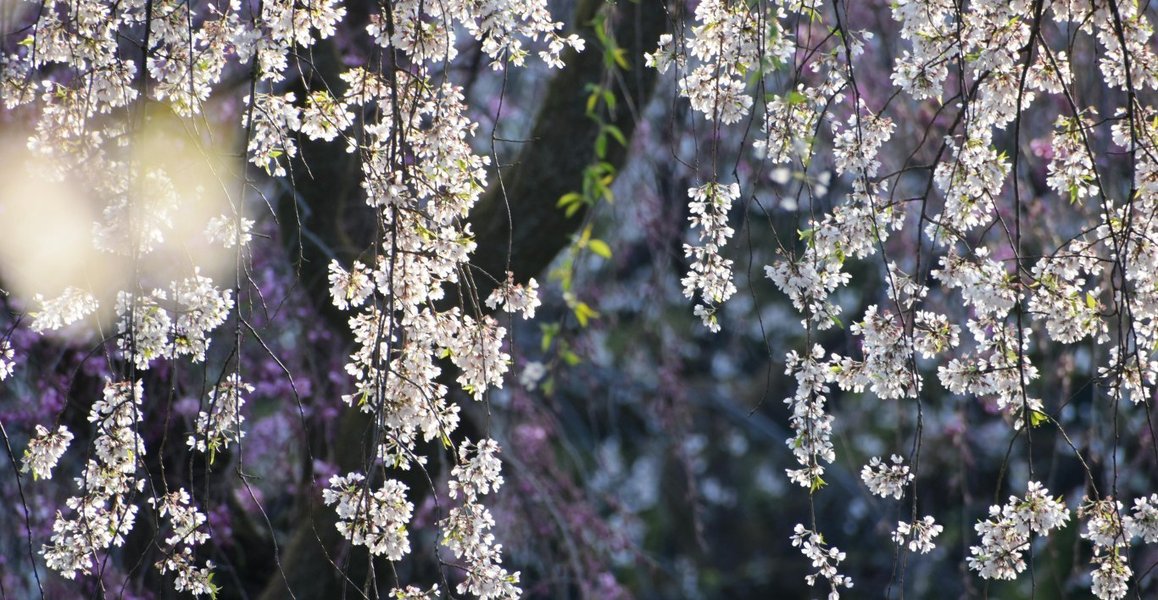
[0,135,125,331]
[129,110,238,288]
[0,110,243,340]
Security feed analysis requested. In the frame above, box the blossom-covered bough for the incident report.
[3,0,1158,597]
[649,0,1158,597]
[2,0,580,596]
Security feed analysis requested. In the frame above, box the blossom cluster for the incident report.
[967,481,1070,581]
[149,489,216,596]
[682,182,739,332]
[0,340,14,381]
[304,0,576,594]
[40,380,152,580]
[442,439,518,599]
[649,1,792,125]
[323,473,414,560]
[114,271,234,369]
[790,524,853,600]
[187,374,253,460]
[21,424,73,480]
[892,516,943,555]
[860,455,913,500]
[1069,494,1158,599]
[783,345,836,491]
[485,274,542,320]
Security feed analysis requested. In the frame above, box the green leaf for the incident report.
[600,184,615,204]
[1085,291,1098,310]
[612,47,629,70]
[573,301,599,327]
[540,324,557,352]
[603,124,627,147]
[588,239,612,259]
[1029,409,1049,428]
[557,192,582,209]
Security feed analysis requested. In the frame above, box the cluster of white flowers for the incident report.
[313,1,581,592]
[448,315,511,401]
[205,214,255,249]
[187,374,253,460]
[328,259,375,311]
[783,345,836,490]
[442,501,520,600]
[889,0,955,100]
[860,455,914,500]
[790,524,853,600]
[391,585,441,600]
[1069,493,1158,599]
[834,306,918,399]
[932,246,1051,427]
[367,0,582,69]
[1027,238,1107,345]
[323,473,414,560]
[485,274,542,320]
[43,380,146,580]
[149,489,216,596]
[653,1,792,124]
[755,86,824,164]
[442,439,517,599]
[151,2,234,114]
[0,339,12,380]
[912,310,960,359]
[244,92,303,178]
[1091,0,1158,92]
[30,287,99,333]
[301,90,355,143]
[831,106,895,181]
[21,424,73,480]
[1047,115,1099,202]
[765,247,851,329]
[967,481,1070,581]
[449,439,505,500]
[1124,494,1158,543]
[928,140,1009,239]
[892,516,943,554]
[92,168,181,255]
[683,182,739,332]
[115,271,233,369]
[1080,497,1130,600]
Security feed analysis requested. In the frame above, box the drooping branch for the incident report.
[259,2,669,597]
